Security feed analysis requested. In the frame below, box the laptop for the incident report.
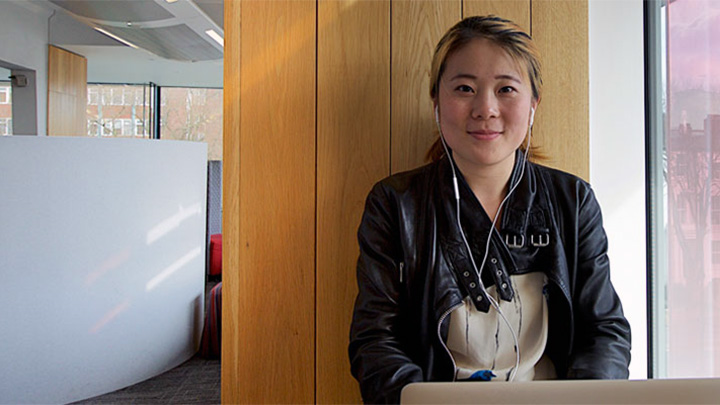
[401,378,720,404]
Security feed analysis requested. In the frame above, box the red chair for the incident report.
[209,234,222,276]
[200,282,222,358]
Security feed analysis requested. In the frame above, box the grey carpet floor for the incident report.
[71,354,220,405]
[72,280,222,404]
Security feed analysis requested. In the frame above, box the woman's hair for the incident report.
[426,15,543,162]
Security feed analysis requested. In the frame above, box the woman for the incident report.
[348,15,631,404]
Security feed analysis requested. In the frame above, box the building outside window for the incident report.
[160,87,222,160]
[100,118,113,137]
[85,84,221,160]
[0,85,10,104]
[648,0,720,378]
[88,87,98,105]
[712,196,720,226]
[0,117,11,136]
[0,82,11,135]
[87,120,99,137]
[87,84,153,138]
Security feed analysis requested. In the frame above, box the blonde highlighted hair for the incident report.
[427,15,543,162]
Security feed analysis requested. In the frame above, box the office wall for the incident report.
[589,0,647,379]
[223,1,589,403]
[0,1,50,135]
[0,137,207,404]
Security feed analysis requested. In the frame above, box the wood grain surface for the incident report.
[531,0,589,180]
[222,0,317,403]
[464,0,530,31]
[316,1,390,402]
[391,0,460,174]
[47,45,87,136]
[222,1,590,403]
[220,0,241,403]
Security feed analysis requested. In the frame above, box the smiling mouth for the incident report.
[467,130,502,139]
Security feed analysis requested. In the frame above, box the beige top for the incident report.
[446,272,557,382]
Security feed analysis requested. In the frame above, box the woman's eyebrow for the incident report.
[496,74,522,83]
[448,73,522,83]
[448,73,477,81]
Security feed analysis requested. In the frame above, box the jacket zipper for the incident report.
[399,261,404,283]
[437,301,462,381]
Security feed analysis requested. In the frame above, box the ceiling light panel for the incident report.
[49,0,173,23]
[205,29,223,47]
[98,24,223,61]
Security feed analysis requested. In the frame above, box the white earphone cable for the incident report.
[435,106,534,381]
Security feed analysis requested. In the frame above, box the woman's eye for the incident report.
[456,85,474,93]
[499,86,516,94]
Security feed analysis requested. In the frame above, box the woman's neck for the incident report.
[454,153,516,222]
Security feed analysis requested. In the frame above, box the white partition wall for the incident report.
[0,137,207,403]
[589,0,647,379]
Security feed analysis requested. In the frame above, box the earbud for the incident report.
[529,107,535,127]
[434,105,440,125]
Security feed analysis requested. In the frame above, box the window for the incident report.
[135,119,148,137]
[87,119,99,136]
[87,87,98,105]
[0,86,9,104]
[121,119,133,136]
[0,83,11,135]
[84,83,221,155]
[159,87,222,160]
[0,118,11,135]
[713,241,720,265]
[713,196,720,226]
[648,0,720,378]
[100,119,113,137]
[87,83,154,139]
[134,88,149,106]
[100,88,112,105]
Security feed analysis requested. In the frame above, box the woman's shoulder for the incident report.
[361,161,440,226]
[372,160,441,197]
[530,161,592,190]
[529,161,596,207]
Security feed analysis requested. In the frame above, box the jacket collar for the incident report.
[439,149,540,237]
[436,150,555,311]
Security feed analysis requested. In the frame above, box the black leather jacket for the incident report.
[349,153,631,404]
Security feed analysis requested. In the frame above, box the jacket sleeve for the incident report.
[349,182,423,404]
[567,185,632,379]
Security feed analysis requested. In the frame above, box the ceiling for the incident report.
[36,0,224,87]
[46,0,223,61]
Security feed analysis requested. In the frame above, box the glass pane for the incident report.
[159,87,222,160]
[658,0,720,378]
[0,81,11,135]
[87,84,153,139]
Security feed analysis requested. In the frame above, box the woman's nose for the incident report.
[471,93,499,120]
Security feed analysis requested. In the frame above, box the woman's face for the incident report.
[435,38,536,175]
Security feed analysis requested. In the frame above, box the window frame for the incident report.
[645,0,666,379]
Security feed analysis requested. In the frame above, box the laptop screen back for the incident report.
[400,378,720,404]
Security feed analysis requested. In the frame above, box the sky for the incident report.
[668,0,720,93]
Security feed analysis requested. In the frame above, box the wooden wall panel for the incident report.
[223,1,590,403]
[47,45,86,136]
[220,0,241,403]
[391,0,460,174]
[532,0,589,180]
[463,0,530,31]
[316,2,389,403]
[222,0,316,403]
